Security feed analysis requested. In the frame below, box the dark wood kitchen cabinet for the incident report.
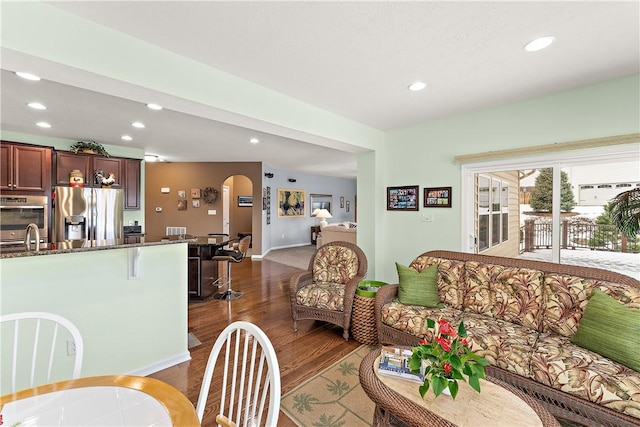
[55,152,122,187]
[55,151,141,210]
[124,159,141,210]
[0,142,52,194]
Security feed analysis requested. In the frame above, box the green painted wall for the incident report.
[370,74,640,283]
[0,243,189,393]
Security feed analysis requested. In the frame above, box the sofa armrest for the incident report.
[374,284,398,334]
[289,271,313,302]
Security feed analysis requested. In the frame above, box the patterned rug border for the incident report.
[281,344,376,427]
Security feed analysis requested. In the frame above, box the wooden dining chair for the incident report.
[196,321,281,426]
[0,311,84,393]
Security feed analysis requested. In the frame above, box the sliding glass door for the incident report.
[461,144,639,279]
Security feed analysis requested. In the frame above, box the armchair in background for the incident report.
[289,241,368,340]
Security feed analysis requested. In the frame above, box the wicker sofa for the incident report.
[374,250,640,427]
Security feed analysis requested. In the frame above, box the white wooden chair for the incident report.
[1,311,84,393]
[196,321,281,426]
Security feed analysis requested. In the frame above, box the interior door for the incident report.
[223,185,230,237]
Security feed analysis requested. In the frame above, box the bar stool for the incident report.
[213,235,251,300]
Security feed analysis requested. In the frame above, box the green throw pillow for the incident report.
[396,263,441,307]
[572,288,640,372]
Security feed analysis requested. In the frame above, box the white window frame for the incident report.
[460,144,639,261]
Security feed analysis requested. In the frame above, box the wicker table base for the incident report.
[359,349,560,427]
[351,294,378,345]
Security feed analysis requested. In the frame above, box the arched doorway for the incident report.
[222,175,253,247]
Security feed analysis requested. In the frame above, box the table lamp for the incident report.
[315,208,333,230]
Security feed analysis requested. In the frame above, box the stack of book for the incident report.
[377,346,424,383]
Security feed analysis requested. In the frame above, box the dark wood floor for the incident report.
[148,255,361,426]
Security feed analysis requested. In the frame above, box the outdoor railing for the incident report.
[521,219,639,254]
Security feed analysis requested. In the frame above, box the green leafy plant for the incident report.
[69,141,110,157]
[408,318,488,400]
[609,188,640,240]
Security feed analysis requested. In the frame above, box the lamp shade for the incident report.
[315,209,332,230]
[315,209,332,219]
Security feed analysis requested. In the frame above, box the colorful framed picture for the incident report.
[278,188,306,217]
[238,196,253,207]
[387,185,419,211]
[424,186,452,208]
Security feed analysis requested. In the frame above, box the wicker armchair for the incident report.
[290,241,368,340]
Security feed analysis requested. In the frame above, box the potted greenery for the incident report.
[408,318,488,399]
[69,141,110,157]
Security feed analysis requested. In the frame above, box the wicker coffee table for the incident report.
[359,349,560,427]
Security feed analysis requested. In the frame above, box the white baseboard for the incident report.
[127,351,191,377]
[252,243,313,260]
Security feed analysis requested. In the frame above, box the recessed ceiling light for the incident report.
[146,103,163,110]
[407,81,426,92]
[36,122,51,128]
[121,135,133,141]
[27,102,46,110]
[249,138,259,144]
[15,71,41,81]
[144,154,158,162]
[523,36,555,52]
[132,121,145,128]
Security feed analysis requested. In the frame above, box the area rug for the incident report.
[263,245,315,270]
[281,345,376,427]
[281,344,584,427]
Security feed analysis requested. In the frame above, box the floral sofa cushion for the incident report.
[408,256,466,309]
[543,274,640,337]
[531,333,640,419]
[380,302,462,339]
[312,245,359,284]
[464,262,545,331]
[296,283,345,311]
[458,312,538,378]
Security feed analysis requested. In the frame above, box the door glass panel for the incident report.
[477,176,490,251]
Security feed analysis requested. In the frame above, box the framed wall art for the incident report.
[266,186,271,224]
[238,196,253,207]
[177,199,187,210]
[192,199,200,208]
[424,186,452,208]
[387,185,419,211]
[278,188,306,217]
[191,188,201,198]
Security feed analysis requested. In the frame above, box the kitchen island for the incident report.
[0,235,191,395]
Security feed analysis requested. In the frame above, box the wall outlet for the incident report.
[155,207,162,212]
[67,339,76,356]
[421,213,434,222]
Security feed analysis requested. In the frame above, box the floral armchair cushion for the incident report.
[296,283,345,311]
[312,245,360,284]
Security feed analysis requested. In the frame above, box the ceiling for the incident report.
[1,1,638,178]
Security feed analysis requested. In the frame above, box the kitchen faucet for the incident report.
[24,223,41,252]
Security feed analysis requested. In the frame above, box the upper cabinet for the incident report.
[0,142,52,194]
[55,151,141,210]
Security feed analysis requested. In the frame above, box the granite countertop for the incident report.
[0,235,197,259]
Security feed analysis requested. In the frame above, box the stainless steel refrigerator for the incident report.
[53,187,123,242]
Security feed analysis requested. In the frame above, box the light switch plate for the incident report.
[155,207,163,212]
[208,210,216,215]
[161,187,170,193]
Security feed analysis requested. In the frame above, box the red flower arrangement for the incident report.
[408,318,488,399]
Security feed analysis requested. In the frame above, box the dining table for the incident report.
[0,375,200,426]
